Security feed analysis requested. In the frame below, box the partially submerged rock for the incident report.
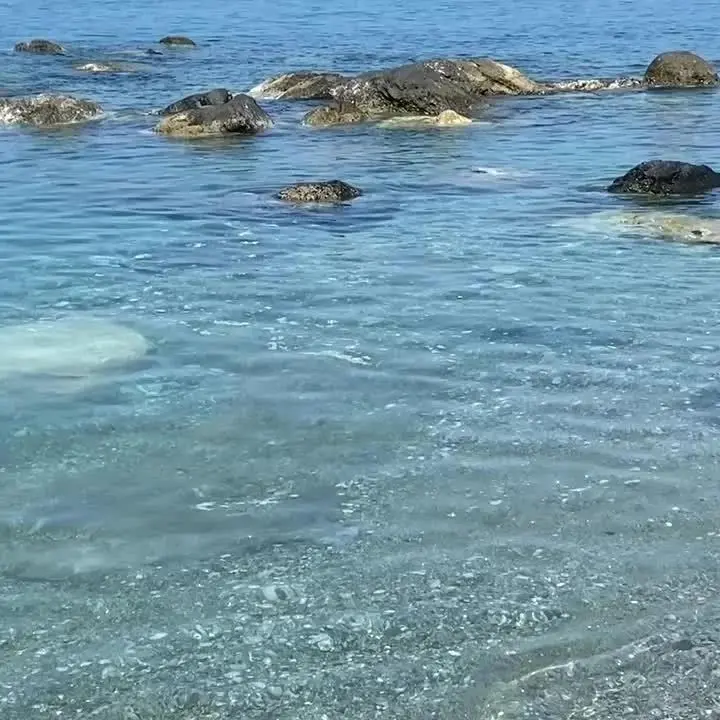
[377,109,473,127]
[155,93,273,137]
[644,51,718,87]
[301,57,542,126]
[14,38,64,55]
[0,95,102,126]
[608,160,720,195]
[614,211,720,244]
[249,72,348,100]
[277,180,362,203]
[159,35,196,46]
[159,88,232,116]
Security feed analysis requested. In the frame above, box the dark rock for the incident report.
[0,94,102,126]
[14,39,64,55]
[159,36,196,46]
[608,160,720,195]
[155,93,273,137]
[301,58,541,126]
[277,180,362,203]
[160,89,232,116]
[250,72,348,100]
[644,51,718,87]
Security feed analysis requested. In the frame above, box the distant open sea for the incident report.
[2,0,720,717]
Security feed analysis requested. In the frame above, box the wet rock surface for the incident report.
[14,39,64,55]
[277,180,362,203]
[155,93,273,136]
[159,88,232,116]
[644,51,719,87]
[250,72,348,100]
[159,35,196,46]
[0,95,102,126]
[608,160,720,195]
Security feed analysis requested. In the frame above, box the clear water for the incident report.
[3,0,720,717]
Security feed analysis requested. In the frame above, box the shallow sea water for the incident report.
[3,0,720,717]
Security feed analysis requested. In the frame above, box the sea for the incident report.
[2,0,720,717]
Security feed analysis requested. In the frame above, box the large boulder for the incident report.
[607,160,720,195]
[0,95,102,126]
[159,88,232,116]
[301,57,542,126]
[644,51,718,87]
[277,180,362,203]
[155,93,273,137]
[159,35,195,46]
[14,39,64,55]
[249,72,348,100]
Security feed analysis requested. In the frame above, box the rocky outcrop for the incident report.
[299,58,543,126]
[159,89,232,116]
[644,51,718,87]
[277,180,362,203]
[377,109,473,127]
[155,93,273,137]
[14,39,64,55]
[249,72,348,100]
[0,95,102,126]
[607,160,720,195]
[159,36,196,46]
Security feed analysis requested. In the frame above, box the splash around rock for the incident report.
[607,160,720,195]
[249,72,348,100]
[155,93,273,137]
[277,180,362,203]
[14,39,65,55]
[0,95,102,126]
[644,51,719,87]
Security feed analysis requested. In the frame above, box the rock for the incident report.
[607,160,720,195]
[159,88,232,116]
[155,93,273,137]
[377,109,473,127]
[0,316,150,389]
[146,49,163,56]
[644,51,718,87]
[159,36,196,46]
[303,103,368,127]
[0,95,102,126]
[302,57,541,126]
[14,39,64,55]
[607,211,720,245]
[249,72,348,100]
[277,180,362,203]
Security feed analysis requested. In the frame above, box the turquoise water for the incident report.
[3,1,720,717]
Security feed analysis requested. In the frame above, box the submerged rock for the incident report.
[0,95,102,126]
[14,38,64,55]
[155,93,273,137]
[159,35,196,46]
[608,160,720,195]
[644,51,718,87]
[277,180,362,203]
[614,211,720,244]
[0,316,150,383]
[302,57,542,126]
[159,88,232,116]
[377,109,473,127]
[249,72,348,100]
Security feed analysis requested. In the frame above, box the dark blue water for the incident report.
[2,1,720,717]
